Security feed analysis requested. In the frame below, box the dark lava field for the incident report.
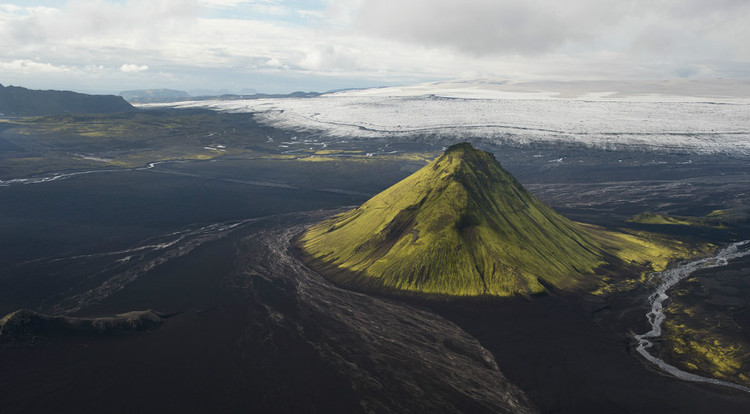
[1,111,749,413]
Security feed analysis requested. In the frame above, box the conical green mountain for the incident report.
[298,143,612,297]
[298,143,696,297]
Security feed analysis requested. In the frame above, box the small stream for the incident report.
[634,240,750,392]
[0,160,166,187]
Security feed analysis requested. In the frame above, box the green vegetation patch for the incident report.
[587,226,711,295]
[628,211,728,229]
[655,264,750,387]
[1,110,439,179]
[0,111,269,178]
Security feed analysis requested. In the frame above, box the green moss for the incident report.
[313,150,363,155]
[628,212,727,229]
[297,156,340,162]
[0,111,271,178]
[707,209,730,217]
[667,324,747,383]
[299,144,702,298]
[300,143,691,298]
[587,226,703,272]
[658,290,750,387]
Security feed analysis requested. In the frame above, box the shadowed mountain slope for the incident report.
[0,83,135,116]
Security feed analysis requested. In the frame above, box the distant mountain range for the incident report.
[120,88,322,104]
[0,83,135,116]
[119,89,192,103]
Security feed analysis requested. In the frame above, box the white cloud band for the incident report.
[120,63,149,73]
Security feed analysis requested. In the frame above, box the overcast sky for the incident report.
[1,0,748,94]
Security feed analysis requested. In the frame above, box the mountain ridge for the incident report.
[0,83,135,116]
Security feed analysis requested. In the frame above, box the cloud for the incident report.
[0,0,200,48]
[120,63,149,72]
[0,59,72,74]
[355,0,629,56]
[198,0,251,7]
[299,44,361,70]
[297,9,324,19]
[0,0,747,94]
[354,0,750,61]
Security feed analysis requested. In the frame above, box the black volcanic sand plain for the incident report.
[655,253,750,387]
[428,295,750,414]
[1,112,750,413]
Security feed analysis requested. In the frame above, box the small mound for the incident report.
[0,309,164,345]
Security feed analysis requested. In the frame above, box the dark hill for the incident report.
[0,309,163,345]
[297,143,695,297]
[0,83,135,116]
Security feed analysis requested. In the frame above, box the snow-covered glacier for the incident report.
[147,80,750,155]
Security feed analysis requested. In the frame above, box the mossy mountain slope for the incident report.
[299,143,611,297]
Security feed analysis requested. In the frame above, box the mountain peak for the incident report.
[297,144,612,297]
[441,142,494,165]
[445,142,476,153]
[420,143,498,188]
